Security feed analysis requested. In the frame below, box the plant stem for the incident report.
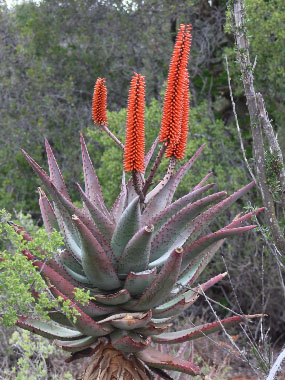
[142,143,167,196]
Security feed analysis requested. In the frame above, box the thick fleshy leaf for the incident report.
[50,181,116,265]
[63,266,92,284]
[52,287,113,337]
[118,225,154,275]
[152,315,262,344]
[177,240,225,290]
[23,149,114,264]
[110,172,127,222]
[94,289,131,305]
[111,196,141,258]
[143,183,215,230]
[152,298,187,319]
[45,139,71,201]
[126,248,183,311]
[45,259,86,288]
[180,225,257,273]
[72,215,121,290]
[183,182,255,247]
[21,150,82,251]
[225,207,264,229]
[145,144,206,208]
[191,171,213,191]
[135,323,172,336]
[48,311,74,327]
[60,249,84,275]
[149,192,227,264]
[38,188,59,233]
[32,260,118,317]
[100,311,152,330]
[155,273,227,319]
[55,189,116,265]
[76,182,115,241]
[54,336,97,352]
[124,269,157,296]
[80,134,110,218]
[16,317,83,340]
[110,330,151,352]
[136,347,200,375]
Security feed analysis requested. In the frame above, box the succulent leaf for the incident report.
[127,248,183,311]
[152,315,258,344]
[177,240,225,290]
[111,330,151,352]
[76,182,115,241]
[32,260,116,317]
[60,249,84,276]
[118,225,154,275]
[80,133,110,218]
[52,287,113,337]
[45,139,71,201]
[123,268,157,296]
[38,188,59,233]
[135,323,172,336]
[55,336,97,352]
[184,181,255,247]
[145,137,159,169]
[145,144,206,207]
[180,225,257,273]
[101,311,152,330]
[143,182,215,230]
[16,317,84,340]
[94,289,131,305]
[149,191,227,265]
[110,171,127,222]
[72,215,121,290]
[111,196,141,258]
[136,347,200,375]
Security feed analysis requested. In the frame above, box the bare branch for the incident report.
[232,0,285,254]
[225,55,256,184]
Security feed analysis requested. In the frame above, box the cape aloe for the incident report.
[8,24,263,379]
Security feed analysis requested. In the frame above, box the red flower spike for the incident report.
[124,73,146,173]
[166,69,190,160]
[92,78,108,126]
[159,24,192,148]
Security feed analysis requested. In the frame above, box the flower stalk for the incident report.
[92,78,124,150]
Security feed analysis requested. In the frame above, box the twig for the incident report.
[198,284,261,377]
[142,144,167,196]
[101,123,125,150]
[225,55,256,184]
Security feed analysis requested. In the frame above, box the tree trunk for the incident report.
[82,343,152,380]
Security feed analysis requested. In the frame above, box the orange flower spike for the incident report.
[124,73,146,173]
[92,78,108,126]
[159,24,192,146]
[166,70,190,160]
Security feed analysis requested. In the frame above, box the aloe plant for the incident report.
[5,24,263,379]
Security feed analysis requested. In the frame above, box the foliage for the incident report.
[0,209,84,327]
[3,329,73,380]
